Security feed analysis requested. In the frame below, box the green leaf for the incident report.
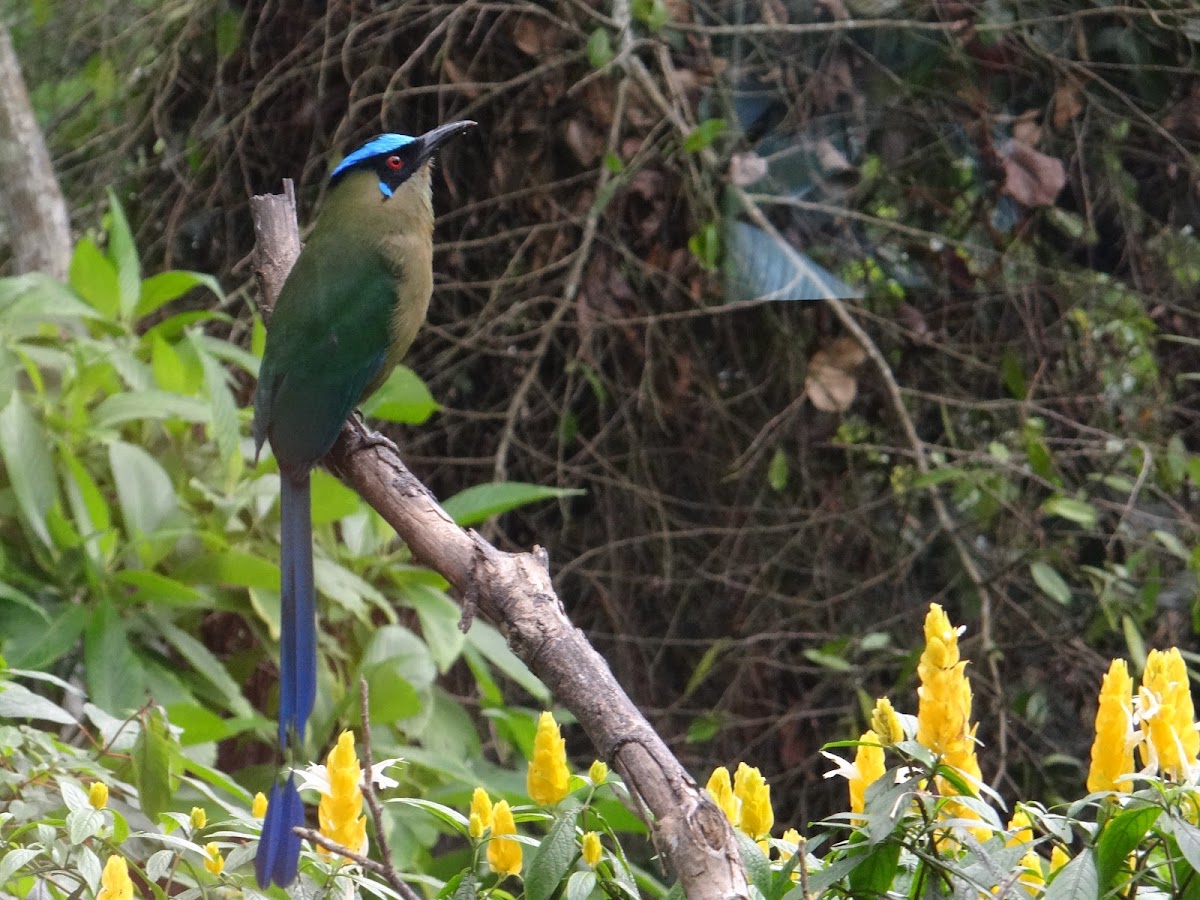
[0,849,42,886]
[767,448,788,491]
[208,550,281,591]
[191,333,241,477]
[525,801,582,900]
[403,583,466,673]
[388,797,470,833]
[137,270,223,320]
[134,708,175,823]
[1030,561,1072,605]
[1042,495,1097,528]
[108,440,178,553]
[441,481,584,526]
[1168,814,1200,874]
[150,333,193,394]
[566,871,597,900]
[683,118,726,153]
[1122,614,1147,671]
[166,702,255,745]
[105,188,141,320]
[688,222,720,271]
[910,467,970,488]
[1,602,87,671]
[586,28,613,68]
[311,468,363,525]
[684,639,730,698]
[60,446,116,564]
[69,239,120,318]
[802,648,853,672]
[155,618,254,717]
[632,0,669,31]
[465,622,549,701]
[215,10,242,57]
[84,600,145,715]
[847,839,902,895]
[1043,849,1099,900]
[1095,805,1160,890]
[0,680,76,724]
[361,365,440,424]
[113,570,206,607]
[144,849,176,882]
[66,807,104,845]
[450,871,478,900]
[0,392,60,547]
[91,390,209,428]
[361,626,435,720]
[735,832,773,898]
[686,712,721,743]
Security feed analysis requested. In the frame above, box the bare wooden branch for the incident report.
[0,26,71,279]
[250,189,749,900]
[248,180,299,323]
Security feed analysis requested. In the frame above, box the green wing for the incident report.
[253,230,398,474]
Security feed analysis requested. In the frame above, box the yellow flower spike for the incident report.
[1138,648,1199,781]
[470,787,494,830]
[190,806,207,830]
[528,712,571,806]
[469,811,486,839]
[849,731,885,816]
[870,698,904,746]
[705,766,739,824]
[589,759,609,784]
[1050,845,1070,873]
[1006,808,1033,846]
[1017,849,1044,890]
[582,831,602,868]
[88,782,109,811]
[318,730,367,858]
[487,800,523,877]
[252,791,268,819]
[781,827,801,847]
[1088,658,1136,792]
[203,842,225,876]
[98,856,133,900]
[733,762,773,839]
[915,603,985,836]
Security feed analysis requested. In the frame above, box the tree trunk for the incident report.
[0,25,71,279]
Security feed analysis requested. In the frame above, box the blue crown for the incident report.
[330,134,417,196]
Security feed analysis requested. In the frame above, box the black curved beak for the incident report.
[415,120,476,166]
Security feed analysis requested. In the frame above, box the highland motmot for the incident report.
[252,121,475,888]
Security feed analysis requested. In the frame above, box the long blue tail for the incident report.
[257,472,316,888]
[256,774,304,888]
[278,471,316,746]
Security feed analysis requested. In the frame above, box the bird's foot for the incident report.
[346,414,401,457]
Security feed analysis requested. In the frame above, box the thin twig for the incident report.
[665,6,1185,36]
[489,2,634,487]
[731,188,1010,787]
[358,677,405,893]
[294,826,420,900]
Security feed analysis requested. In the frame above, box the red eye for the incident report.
[386,155,403,170]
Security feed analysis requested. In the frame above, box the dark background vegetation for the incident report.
[6,0,1200,835]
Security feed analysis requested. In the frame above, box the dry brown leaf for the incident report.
[729,152,768,187]
[1012,112,1041,146]
[512,16,555,57]
[1053,82,1084,128]
[1000,140,1066,208]
[565,119,603,166]
[805,336,866,412]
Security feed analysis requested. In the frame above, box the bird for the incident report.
[251,120,475,888]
